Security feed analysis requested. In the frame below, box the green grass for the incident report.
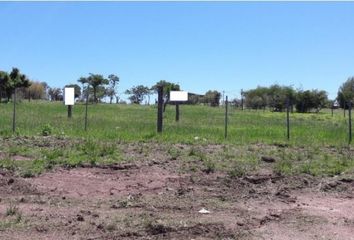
[0,101,353,177]
[0,101,350,146]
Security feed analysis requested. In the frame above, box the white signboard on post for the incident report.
[170,91,188,102]
[64,88,75,106]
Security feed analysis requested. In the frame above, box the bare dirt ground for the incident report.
[1,143,354,240]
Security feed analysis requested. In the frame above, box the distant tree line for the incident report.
[241,84,329,113]
[2,67,354,113]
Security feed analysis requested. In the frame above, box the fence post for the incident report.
[157,86,163,133]
[241,89,244,111]
[286,98,290,140]
[68,105,72,118]
[175,103,179,122]
[12,88,16,133]
[225,96,228,139]
[331,101,334,117]
[349,101,352,144]
[84,85,89,131]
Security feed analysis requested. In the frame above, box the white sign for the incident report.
[64,88,75,105]
[170,91,188,101]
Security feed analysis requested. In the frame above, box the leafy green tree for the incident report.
[337,77,354,108]
[107,74,120,104]
[244,87,268,110]
[267,85,296,112]
[0,71,10,102]
[1,68,31,102]
[125,85,151,104]
[78,74,108,103]
[204,90,221,107]
[295,90,328,113]
[151,80,180,111]
[48,87,63,101]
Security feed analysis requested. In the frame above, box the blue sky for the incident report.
[1,2,354,101]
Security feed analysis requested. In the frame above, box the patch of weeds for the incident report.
[41,124,53,136]
[8,145,28,156]
[0,129,12,136]
[19,159,45,177]
[0,158,17,171]
[99,143,116,157]
[80,138,98,155]
[168,147,181,160]
[228,160,254,178]
[89,156,97,165]
[77,139,120,165]
[142,132,156,140]
[274,158,293,175]
[6,203,20,217]
[20,170,35,178]
[63,155,84,168]
[203,159,216,173]
[188,147,206,161]
[299,161,314,175]
[42,148,65,169]
[0,204,23,231]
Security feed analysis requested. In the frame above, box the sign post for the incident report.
[64,88,75,118]
[170,91,188,122]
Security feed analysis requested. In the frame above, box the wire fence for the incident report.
[0,97,351,146]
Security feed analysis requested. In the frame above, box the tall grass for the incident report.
[0,101,349,146]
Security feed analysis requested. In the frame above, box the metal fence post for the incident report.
[12,88,16,133]
[286,98,290,140]
[349,101,352,144]
[84,85,89,131]
[157,86,163,133]
[225,96,228,139]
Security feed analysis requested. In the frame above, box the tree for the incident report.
[0,68,31,102]
[0,71,10,102]
[40,82,49,100]
[337,77,354,109]
[151,80,180,111]
[295,90,328,113]
[24,81,46,100]
[107,74,120,104]
[244,87,268,110]
[65,84,81,99]
[48,87,63,101]
[125,85,151,104]
[204,90,221,107]
[267,85,296,112]
[78,74,108,103]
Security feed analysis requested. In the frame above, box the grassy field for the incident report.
[0,101,353,178]
[0,101,350,146]
[1,101,354,239]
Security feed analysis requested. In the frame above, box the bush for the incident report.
[41,124,53,136]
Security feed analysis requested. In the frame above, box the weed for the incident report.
[168,147,181,160]
[6,203,20,217]
[188,147,205,161]
[41,124,53,136]
[203,159,216,173]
